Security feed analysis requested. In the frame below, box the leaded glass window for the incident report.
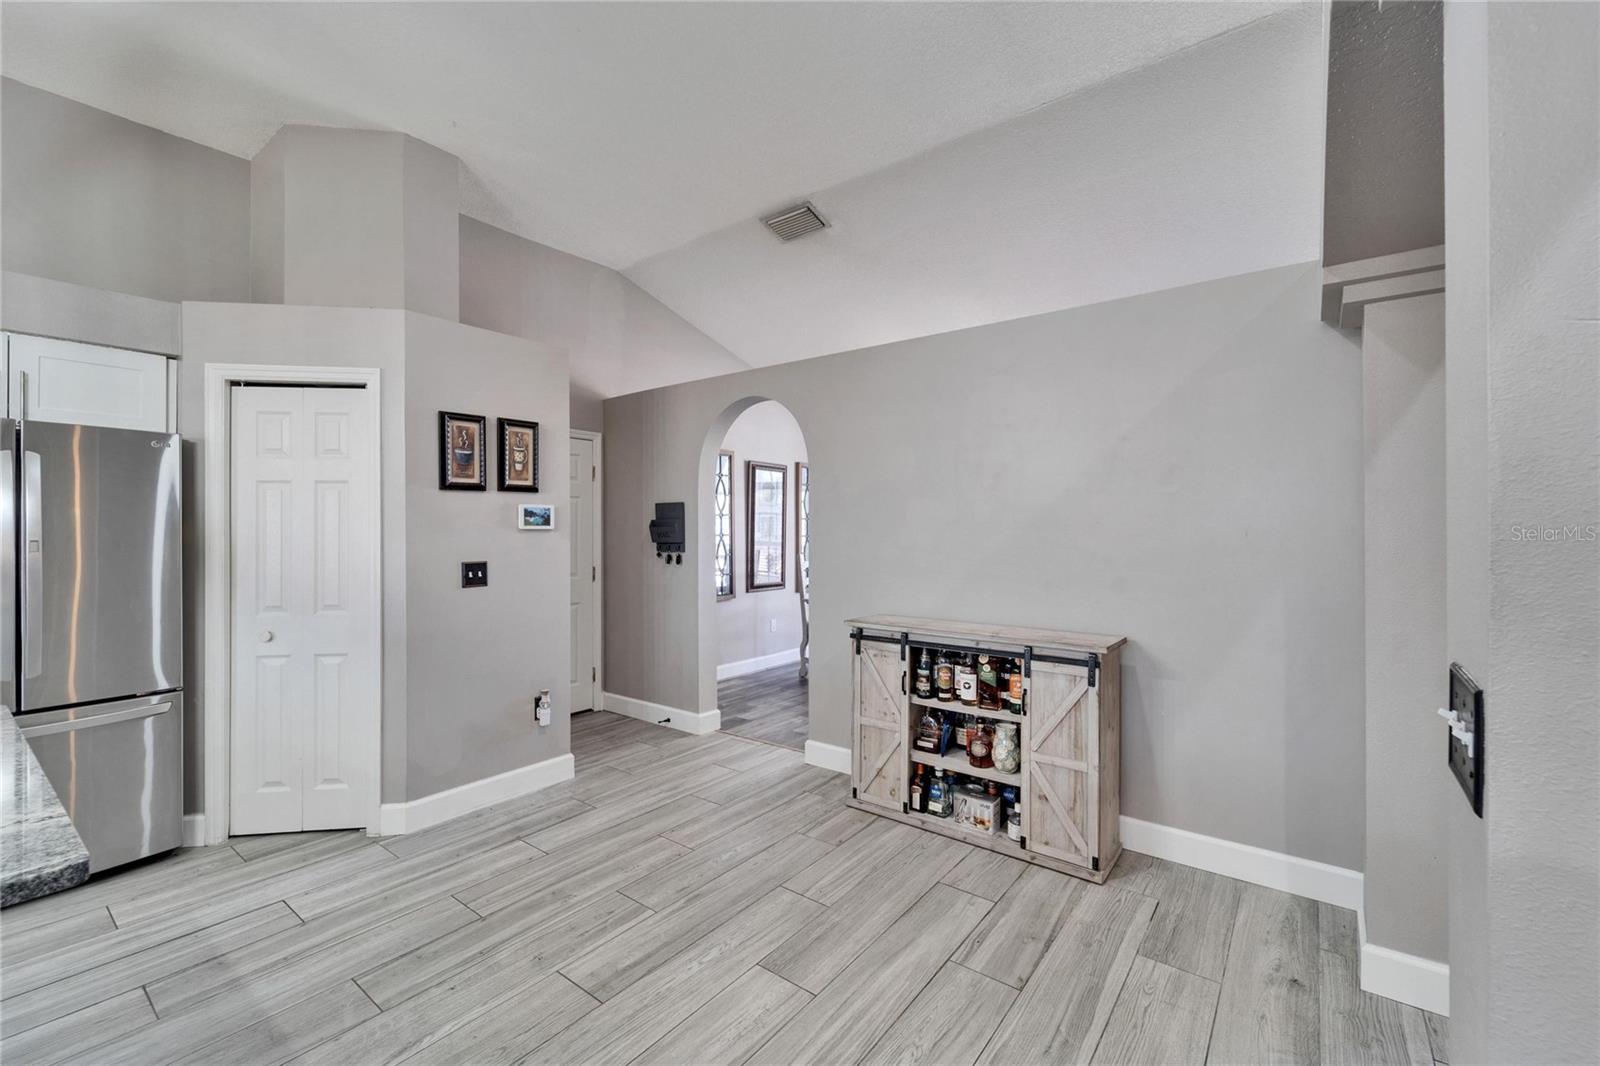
[796,462,810,596]
[714,450,734,598]
[746,461,787,591]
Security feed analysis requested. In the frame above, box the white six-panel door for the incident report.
[230,385,377,834]
[570,435,597,713]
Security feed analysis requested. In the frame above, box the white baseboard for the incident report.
[604,691,720,735]
[182,814,207,848]
[1119,815,1364,912]
[377,753,575,836]
[804,739,851,775]
[717,648,801,681]
[1358,908,1451,1015]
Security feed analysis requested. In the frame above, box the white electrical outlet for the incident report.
[769,618,778,633]
[535,690,551,726]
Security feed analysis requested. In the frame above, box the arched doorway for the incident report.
[697,398,810,750]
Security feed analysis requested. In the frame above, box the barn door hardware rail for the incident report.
[850,627,1099,687]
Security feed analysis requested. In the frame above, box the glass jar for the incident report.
[992,722,1021,774]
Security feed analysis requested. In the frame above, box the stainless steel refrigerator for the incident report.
[2,418,184,872]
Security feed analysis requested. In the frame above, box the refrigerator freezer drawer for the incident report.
[19,693,183,872]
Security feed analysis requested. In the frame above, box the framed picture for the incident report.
[745,460,787,591]
[518,504,556,530]
[439,411,487,490]
[497,417,540,492]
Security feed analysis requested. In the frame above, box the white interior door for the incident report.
[231,385,377,834]
[570,435,598,713]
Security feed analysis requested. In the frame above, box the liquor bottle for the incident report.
[956,656,978,706]
[910,766,926,813]
[935,651,955,702]
[968,723,994,768]
[927,770,952,817]
[977,655,999,709]
[914,649,933,699]
[996,660,1013,709]
[1008,799,1024,842]
[914,707,941,753]
[1007,658,1025,710]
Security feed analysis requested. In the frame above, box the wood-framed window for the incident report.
[795,461,809,596]
[714,449,735,600]
[745,460,787,592]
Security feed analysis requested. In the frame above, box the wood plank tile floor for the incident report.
[717,664,808,751]
[0,711,1445,1065]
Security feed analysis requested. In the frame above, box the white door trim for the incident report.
[570,429,604,711]
[202,363,383,845]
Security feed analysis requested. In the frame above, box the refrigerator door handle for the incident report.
[23,448,41,678]
[18,699,173,737]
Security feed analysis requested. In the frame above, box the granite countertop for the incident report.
[1,705,90,907]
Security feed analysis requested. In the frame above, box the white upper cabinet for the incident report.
[4,333,174,432]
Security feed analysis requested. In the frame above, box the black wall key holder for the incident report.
[649,502,685,564]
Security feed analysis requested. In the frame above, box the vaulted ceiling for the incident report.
[2,1,1324,368]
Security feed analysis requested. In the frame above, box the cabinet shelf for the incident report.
[909,695,1025,723]
[909,748,1022,789]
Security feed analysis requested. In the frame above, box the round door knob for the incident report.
[260,630,274,643]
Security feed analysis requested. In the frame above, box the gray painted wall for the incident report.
[1,78,250,303]
[401,312,571,797]
[459,217,747,431]
[250,126,460,321]
[1445,4,1599,1060]
[1361,294,1447,963]
[179,303,570,807]
[179,304,411,806]
[1479,2,1598,1058]
[1322,1,1444,266]
[605,262,1367,870]
[0,83,737,428]
[715,401,807,669]
[1442,1,1490,1052]
[1,271,182,356]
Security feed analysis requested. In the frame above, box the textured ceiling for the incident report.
[1,1,1324,369]
[628,4,1328,365]
[2,1,1285,271]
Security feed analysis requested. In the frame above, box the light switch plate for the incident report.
[1449,662,1484,817]
[462,561,488,588]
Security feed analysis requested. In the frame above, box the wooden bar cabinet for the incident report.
[846,615,1126,884]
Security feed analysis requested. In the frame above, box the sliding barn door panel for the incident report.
[1025,661,1099,869]
[852,643,906,811]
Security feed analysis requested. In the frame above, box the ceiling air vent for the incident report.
[761,202,828,242]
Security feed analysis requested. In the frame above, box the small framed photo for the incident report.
[518,504,556,530]
[439,411,487,490]
[497,418,540,492]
